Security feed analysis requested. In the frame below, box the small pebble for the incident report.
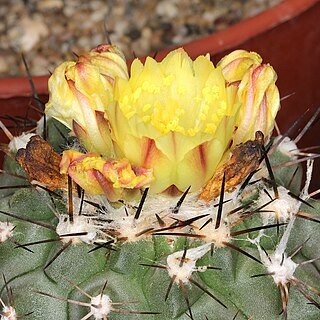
[37,0,63,12]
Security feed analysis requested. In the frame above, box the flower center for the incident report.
[116,52,232,137]
[119,82,228,136]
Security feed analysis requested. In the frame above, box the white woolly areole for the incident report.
[266,252,297,285]
[106,193,207,242]
[90,294,112,319]
[104,192,239,243]
[273,136,298,159]
[166,243,211,283]
[115,216,146,242]
[257,186,300,222]
[196,222,231,246]
[301,158,314,200]
[0,222,14,243]
[8,133,36,152]
[132,192,206,222]
[91,190,242,244]
[257,218,298,286]
[0,305,17,320]
[56,215,97,244]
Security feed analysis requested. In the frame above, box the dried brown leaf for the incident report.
[15,135,67,190]
[200,131,264,202]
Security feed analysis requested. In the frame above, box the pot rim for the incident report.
[0,0,317,99]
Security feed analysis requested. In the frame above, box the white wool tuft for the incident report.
[0,222,15,243]
[273,136,299,158]
[0,304,17,320]
[90,294,112,319]
[56,215,97,244]
[256,186,300,222]
[166,243,211,283]
[196,222,231,246]
[8,133,36,152]
[116,216,142,242]
[265,252,297,285]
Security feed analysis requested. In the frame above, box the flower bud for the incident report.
[218,49,262,84]
[45,44,129,157]
[233,63,280,145]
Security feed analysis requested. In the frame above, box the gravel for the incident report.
[0,0,281,77]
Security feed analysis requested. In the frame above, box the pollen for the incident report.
[202,85,220,103]
[124,111,135,119]
[119,100,136,119]
[114,49,235,140]
[142,81,160,94]
[142,104,152,112]
[218,101,227,113]
[199,113,207,121]
[142,115,151,122]
[187,127,200,136]
[205,123,217,134]
[132,88,142,102]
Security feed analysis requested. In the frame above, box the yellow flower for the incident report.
[107,49,241,193]
[45,44,129,157]
[60,150,153,202]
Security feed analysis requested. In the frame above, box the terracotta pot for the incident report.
[0,0,319,190]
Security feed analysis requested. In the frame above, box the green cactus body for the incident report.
[0,117,319,320]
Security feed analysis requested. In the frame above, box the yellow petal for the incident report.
[218,49,262,83]
[45,61,82,129]
[67,61,111,103]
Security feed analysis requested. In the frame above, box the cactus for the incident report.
[0,45,319,320]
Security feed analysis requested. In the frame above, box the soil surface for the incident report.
[1,0,281,77]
